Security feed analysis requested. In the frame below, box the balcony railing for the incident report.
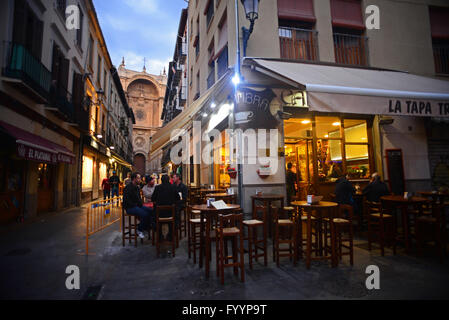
[333,33,369,66]
[179,85,187,105]
[179,39,187,64]
[433,44,449,75]
[279,27,318,61]
[2,41,51,100]
[50,85,75,122]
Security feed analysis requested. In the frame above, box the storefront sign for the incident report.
[235,88,278,129]
[57,153,75,164]
[388,100,449,116]
[307,92,449,117]
[17,143,57,164]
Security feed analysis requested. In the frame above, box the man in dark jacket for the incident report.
[151,175,180,241]
[335,173,355,206]
[123,173,152,238]
[363,173,390,202]
[173,173,188,229]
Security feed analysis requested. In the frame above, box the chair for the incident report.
[273,207,298,267]
[187,206,203,264]
[243,205,268,269]
[331,205,354,265]
[153,205,176,257]
[296,208,318,261]
[216,213,245,285]
[416,203,447,263]
[367,200,396,256]
[121,206,143,247]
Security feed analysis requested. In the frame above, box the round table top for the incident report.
[199,189,226,193]
[291,201,339,208]
[381,195,428,203]
[418,191,449,197]
[192,204,241,212]
[251,194,284,200]
[205,193,236,198]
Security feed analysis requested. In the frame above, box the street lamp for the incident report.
[241,0,260,57]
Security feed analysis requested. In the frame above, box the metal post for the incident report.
[234,0,243,208]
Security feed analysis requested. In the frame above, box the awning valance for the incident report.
[0,120,76,164]
[245,58,449,117]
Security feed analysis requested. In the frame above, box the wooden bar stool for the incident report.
[187,206,203,264]
[273,207,297,267]
[324,204,354,266]
[153,205,176,257]
[243,205,268,269]
[216,213,245,285]
[297,211,318,260]
[367,200,397,256]
[416,203,447,263]
[121,207,143,247]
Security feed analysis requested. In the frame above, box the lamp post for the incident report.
[240,0,260,57]
[232,0,260,208]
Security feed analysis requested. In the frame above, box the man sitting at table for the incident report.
[123,173,153,239]
[362,173,390,202]
[335,173,356,206]
[151,175,180,241]
[173,173,188,229]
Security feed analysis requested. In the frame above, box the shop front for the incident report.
[0,120,76,222]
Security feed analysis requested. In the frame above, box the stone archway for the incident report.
[134,153,146,175]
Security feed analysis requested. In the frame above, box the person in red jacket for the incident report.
[101,173,111,200]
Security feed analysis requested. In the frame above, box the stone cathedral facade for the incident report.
[118,59,167,175]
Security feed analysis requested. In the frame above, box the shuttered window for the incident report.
[429,6,449,39]
[330,0,364,30]
[277,0,316,22]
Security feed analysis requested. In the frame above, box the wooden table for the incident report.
[191,204,241,279]
[251,194,285,238]
[292,201,339,269]
[380,195,429,252]
[205,193,237,203]
[417,191,449,204]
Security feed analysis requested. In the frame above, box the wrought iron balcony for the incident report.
[49,85,75,123]
[279,27,318,61]
[179,39,187,64]
[333,33,369,66]
[2,41,51,102]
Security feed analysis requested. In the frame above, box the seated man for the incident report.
[173,173,188,228]
[151,175,180,241]
[363,173,390,202]
[335,173,356,205]
[123,173,153,239]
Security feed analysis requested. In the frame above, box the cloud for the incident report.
[124,0,159,14]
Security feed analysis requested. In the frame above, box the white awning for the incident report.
[246,58,449,117]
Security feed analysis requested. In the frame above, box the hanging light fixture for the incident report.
[240,0,261,57]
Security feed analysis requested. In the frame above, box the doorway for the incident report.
[37,163,55,214]
[285,139,314,200]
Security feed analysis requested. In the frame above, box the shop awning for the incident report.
[0,120,76,164]
[245,58,449,117]
[150,70,232,158]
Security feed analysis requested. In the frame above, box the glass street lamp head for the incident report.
[241,0,260,22]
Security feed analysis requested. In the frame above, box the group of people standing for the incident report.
[122,172,188,240]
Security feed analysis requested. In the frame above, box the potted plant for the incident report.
[227,165,237,179]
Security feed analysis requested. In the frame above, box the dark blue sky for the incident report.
[94,0,187,75]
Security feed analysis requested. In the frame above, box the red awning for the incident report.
[429,6,449,39]
[0,120,75,164]
[277,0,316,22]
[331,0,365,30]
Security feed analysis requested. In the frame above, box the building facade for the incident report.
[118,59,167,176]
[0,0,134,223]
[151,0,449,212]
